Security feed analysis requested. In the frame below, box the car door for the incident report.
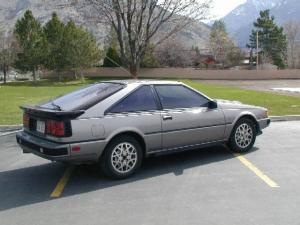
[105,85,162,152]
[154,84,226,150]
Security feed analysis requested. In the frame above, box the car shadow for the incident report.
[0,145,259,212]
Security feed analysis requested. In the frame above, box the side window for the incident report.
[154,85,209,109]
[108,85,158,113]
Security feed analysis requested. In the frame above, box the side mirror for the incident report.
[208,100,218,109]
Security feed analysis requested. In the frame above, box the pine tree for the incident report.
[103,46,121,67]
[140,44,159,68]
[248,10,287,69]
[43,12,66,80]
[14,10,45,81]
[103,27,121,67]
[64,21,100,81]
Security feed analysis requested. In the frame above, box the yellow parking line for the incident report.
[50,166,74,198]
[234,153,279,188]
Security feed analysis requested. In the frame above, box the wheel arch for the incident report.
[103,131,146,158]
[234,113,260,134]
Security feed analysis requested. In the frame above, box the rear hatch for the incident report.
[21,82,125,138]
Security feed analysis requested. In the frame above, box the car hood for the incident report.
[216,99,262,110]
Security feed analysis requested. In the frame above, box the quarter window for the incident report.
[154,85,209,109]
[109,85,158,113]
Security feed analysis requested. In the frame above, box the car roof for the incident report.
[103,79,182,85]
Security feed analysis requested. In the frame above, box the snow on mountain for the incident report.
[222,0,300,47]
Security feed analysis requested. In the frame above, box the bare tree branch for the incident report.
[65,0,210,77]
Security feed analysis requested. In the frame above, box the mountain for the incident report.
[0,0,210,49]
[222,0,300,47]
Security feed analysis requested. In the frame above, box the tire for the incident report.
[228,118,256,153]
[99,135,143,179]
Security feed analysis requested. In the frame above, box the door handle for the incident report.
[162,115,172,121]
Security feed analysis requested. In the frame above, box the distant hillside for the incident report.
[0,0,211,49]
[222,0,300,47]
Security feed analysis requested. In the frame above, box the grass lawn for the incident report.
[183,79,300,116]
[1,78,300,125]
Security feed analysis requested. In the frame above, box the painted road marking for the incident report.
[234,153,279,188]
[51,166,75,198]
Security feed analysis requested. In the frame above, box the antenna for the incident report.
[256,31,259,70]
[104,55,132,77]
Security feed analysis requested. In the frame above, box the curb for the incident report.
[0,125,22,132]
[270,115,300,122]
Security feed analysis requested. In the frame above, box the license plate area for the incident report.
[36,120,45,134]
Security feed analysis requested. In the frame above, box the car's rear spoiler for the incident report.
[20,105,85,120]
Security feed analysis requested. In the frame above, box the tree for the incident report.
[209,20,242,68]
[140,44,159,68]
[103,46,121,67]
[284,21,300,68]
[155,38,193,67]
[226,45,244,67]
[248,10,287,69]
[43,12,66,80]
[0,29,18,84]
[103,27,122,67]
[83,0,210,78]
[14,10,45,81]
[209,20,229,67]
[64,21,101,80]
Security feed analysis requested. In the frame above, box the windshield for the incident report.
[41,82,125,111]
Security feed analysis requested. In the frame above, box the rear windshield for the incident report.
[41,82,125,111]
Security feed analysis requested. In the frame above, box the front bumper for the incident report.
[257,118,271,134]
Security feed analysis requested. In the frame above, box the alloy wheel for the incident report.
[111,142,138,173]
[234,123,253,149]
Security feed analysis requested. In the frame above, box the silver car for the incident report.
[16,80,270,178]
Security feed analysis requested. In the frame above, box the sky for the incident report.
[210,0,246,19]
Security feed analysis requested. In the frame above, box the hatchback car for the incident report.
[16,80,270,178]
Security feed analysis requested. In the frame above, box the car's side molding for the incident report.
[144,123,230,135]
[147,140,227,156]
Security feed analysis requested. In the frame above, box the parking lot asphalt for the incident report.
[0,121,300,225]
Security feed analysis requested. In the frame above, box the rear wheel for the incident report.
[99,135,143,179]
[228,118,256,153]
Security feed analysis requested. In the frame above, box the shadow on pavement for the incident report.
[0,145,258,212]
[0,162,65,211]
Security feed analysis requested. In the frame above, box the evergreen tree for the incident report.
[14,10,45,81]
[103,27,121,67]
[248,10,287,69]
[64,21,100,80]
[43,12,66,80]
[140,44,159,68]
[63,21,78,76]
[103,46,121,67]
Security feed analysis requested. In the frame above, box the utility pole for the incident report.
[256,31,259,70]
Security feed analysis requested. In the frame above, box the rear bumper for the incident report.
[16,131,71,161]
[16,131,106,163]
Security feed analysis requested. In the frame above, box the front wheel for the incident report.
[228,118,256,153]
[99,135,143,179]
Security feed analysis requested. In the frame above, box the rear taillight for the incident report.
[46,120,66,137]
[23,113,29,128]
